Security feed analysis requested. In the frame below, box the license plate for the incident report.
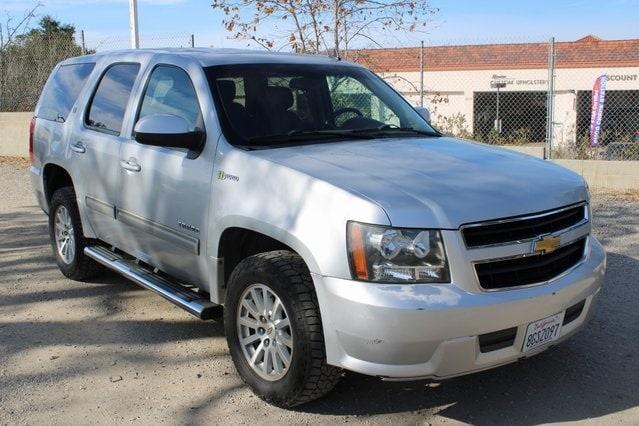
[522,312,565,353]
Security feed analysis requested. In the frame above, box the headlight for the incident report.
[347,222,450,283]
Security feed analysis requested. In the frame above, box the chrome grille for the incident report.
[474,238,587,290]
[462,203,587,248]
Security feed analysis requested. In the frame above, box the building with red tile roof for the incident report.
[347,36,639,147]
[349,35,639,72]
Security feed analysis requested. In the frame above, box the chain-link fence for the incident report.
[0,33,83,112]
[550,41,639,161]
[370,36,639,161]
[80,32,194,52]
[0,31,193,112]
[2,32,638,161]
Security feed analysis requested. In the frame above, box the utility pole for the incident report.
[333,0,340,58]
[129,0,140,49]
[420,41,424,107]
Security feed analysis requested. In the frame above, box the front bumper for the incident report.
[313,236,606,380]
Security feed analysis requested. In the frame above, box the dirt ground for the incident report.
[1,158,638,425]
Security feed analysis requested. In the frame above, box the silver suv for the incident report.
[30,49,606,407]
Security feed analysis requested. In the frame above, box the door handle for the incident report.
[70,142,86,154]
[120,159,141,172]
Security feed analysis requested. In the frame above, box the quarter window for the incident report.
[137,66,203,131]
[86,63,140,135]
[37,63,95,122]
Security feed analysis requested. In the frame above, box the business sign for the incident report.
[607,73,637,82]
[490,74,548,87]
[589,74,608,147]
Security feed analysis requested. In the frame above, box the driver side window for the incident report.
[327,76,400,127]
[137,65,203,132]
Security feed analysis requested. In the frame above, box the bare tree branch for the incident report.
[1,2,42,50]
[210,0,436,54]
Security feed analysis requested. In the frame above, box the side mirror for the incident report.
[134,114,204,150]
[415,106,431,124]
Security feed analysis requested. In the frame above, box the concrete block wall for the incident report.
[503,145,638,192]
[554,159,639,192]
[503,145,545,158]
[0,112,32,157]
[0,112,637,192]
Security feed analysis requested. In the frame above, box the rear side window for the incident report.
[37,63,95,122]
[86,63,140,135]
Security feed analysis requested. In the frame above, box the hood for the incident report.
[251,137,588,229]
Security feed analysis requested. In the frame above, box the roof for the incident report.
[346,36,639,72]
[69,48,349,68]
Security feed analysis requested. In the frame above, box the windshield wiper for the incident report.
[248,129,375,144]
[350,126,440,137]
[288,129,377,139]
[244,126,438,148]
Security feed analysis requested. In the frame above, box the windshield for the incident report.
[205,63,439,149]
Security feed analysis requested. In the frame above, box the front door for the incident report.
[116,64,214,285]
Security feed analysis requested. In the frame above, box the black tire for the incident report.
[224,250,341,408]
[48,187,104,280]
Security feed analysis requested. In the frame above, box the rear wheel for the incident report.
[48,187,103,280]
[224,250,341,407]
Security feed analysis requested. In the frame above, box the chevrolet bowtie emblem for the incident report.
[533,235,561,254]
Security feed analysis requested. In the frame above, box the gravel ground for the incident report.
[1,157,638,425]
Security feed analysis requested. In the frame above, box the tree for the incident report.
[210,0,437,55]
[0,12,86,111]
[18,15,76,43]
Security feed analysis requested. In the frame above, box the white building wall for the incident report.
[380,67,639,145]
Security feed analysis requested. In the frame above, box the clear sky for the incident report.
[3,0,638,49]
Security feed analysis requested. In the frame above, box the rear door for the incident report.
[33,61,95,202]
[70,63,141,243]
[116,62,214,285]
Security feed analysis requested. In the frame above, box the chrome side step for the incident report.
[84,245,219,320]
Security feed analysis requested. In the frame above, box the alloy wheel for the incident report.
[237,283,293,381]
[54,205,75,264]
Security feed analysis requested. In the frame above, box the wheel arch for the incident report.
[43,163,74,211]
[214,220,321,303]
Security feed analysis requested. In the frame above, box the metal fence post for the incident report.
[545,37,556,159]
[190,34,195,48]
[420,41,424,107]
[495,85,501,133]
[81,30,86,55]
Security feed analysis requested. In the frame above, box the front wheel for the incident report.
[224,250,341,407]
